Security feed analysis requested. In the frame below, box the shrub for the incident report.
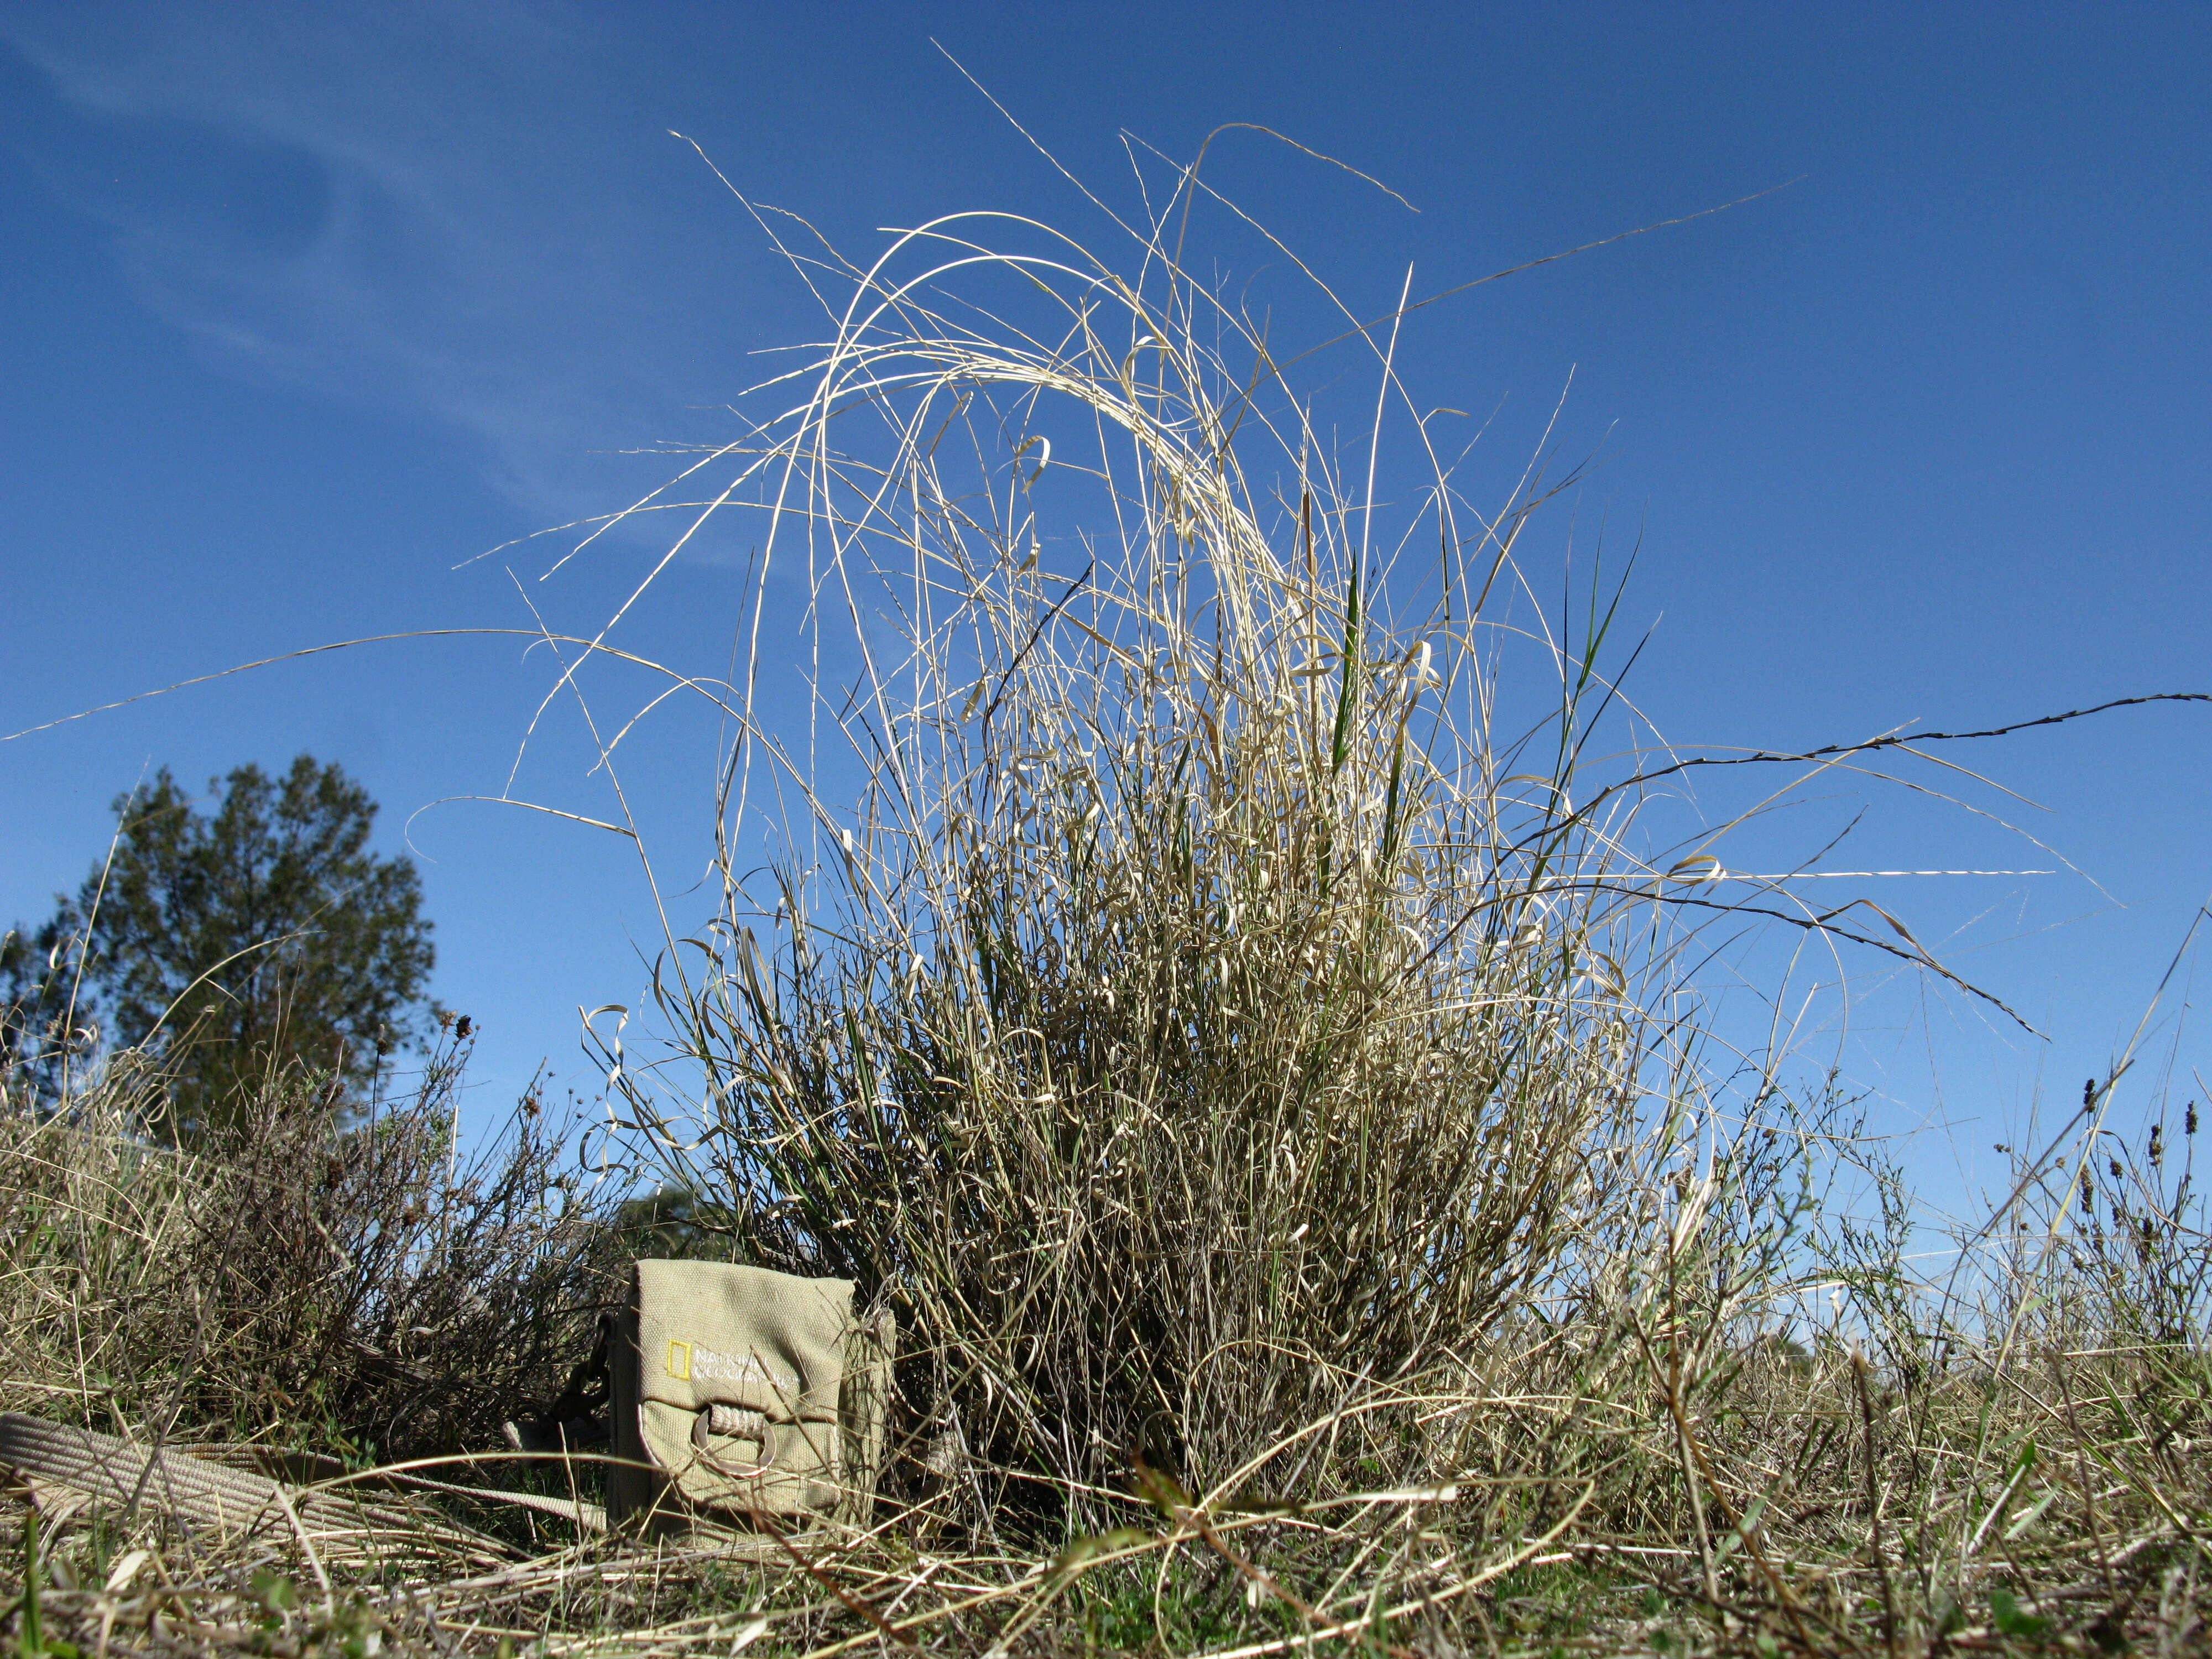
[0,1032,613,1463]
[599,202,1686,1525]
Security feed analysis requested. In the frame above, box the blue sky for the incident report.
[2,2,2206,1213]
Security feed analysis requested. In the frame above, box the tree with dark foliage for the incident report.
[2,755,435,1131]
[1,919,90,1103]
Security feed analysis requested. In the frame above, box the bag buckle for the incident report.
[691,1404,775,1478]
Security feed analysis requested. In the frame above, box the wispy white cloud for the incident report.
[0,0,781,539]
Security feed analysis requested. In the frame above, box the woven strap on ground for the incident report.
[0,1413,604,1538]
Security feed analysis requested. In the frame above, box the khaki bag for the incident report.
[0,1261,891,1553]
[606,1260,894,1538]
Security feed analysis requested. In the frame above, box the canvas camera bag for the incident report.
[606,1260,895,1537]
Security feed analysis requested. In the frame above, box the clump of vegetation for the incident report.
[0,1028,612,1467]
[3,153,2208,1658]
[602,192,1676,1531]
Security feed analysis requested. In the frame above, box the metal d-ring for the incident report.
[691,1404,775,1478]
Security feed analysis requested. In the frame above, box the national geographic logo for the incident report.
[665,1340,799,1393]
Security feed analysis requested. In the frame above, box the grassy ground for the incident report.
[3,1071,2206,1657]
[4,170,2208,1655]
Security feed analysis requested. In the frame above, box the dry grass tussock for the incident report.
[5,157,2210,1655]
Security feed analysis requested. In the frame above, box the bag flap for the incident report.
[633,1260,850,1424]
[638,1400,842,1514]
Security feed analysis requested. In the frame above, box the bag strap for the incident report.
[0,1413,606,1537]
